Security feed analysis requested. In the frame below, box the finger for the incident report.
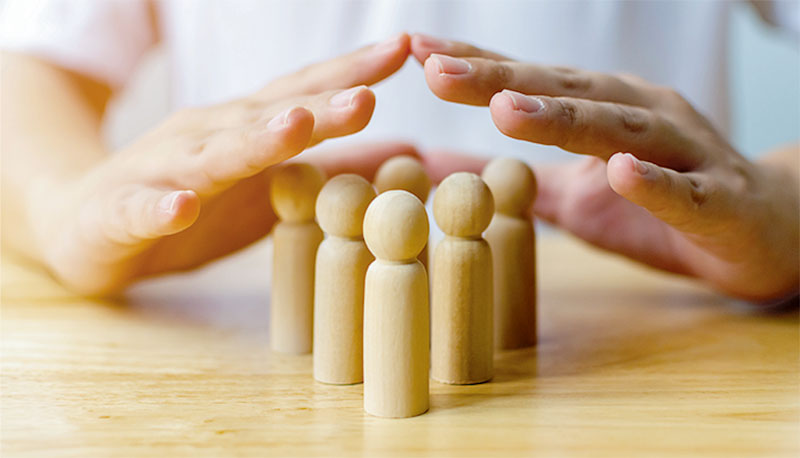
[179,106,316,192]
[420,149,488,183]
[259,33,410,102]
[424,54,652,107]
[97,187,201,247]
[489,90,700,170]
[302,141,420,180]
[410,33,509,64]
[606,152,730,234]
[261,86,376,147]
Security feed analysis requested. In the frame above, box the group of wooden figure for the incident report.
[269,155,537,418]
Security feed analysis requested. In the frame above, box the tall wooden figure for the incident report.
[482,158,538,349]
[374,155,432,270]
[269,163,325,354]
[313,174,376,384]
[363,190,430,418]
[431,172,494,384]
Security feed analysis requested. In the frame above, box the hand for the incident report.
[410,34,799,302]
[33,34,414,295]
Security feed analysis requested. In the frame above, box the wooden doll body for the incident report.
[269,163,325,354]
[484,214,536,349]
[431,236,493,384]
[482,158,538,349]
[431,172,495,385]
[313,174,376,384]
[362,190,430,418]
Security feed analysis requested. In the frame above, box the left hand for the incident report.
[410,34,799,302]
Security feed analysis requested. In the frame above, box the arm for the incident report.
[1,52,111,262]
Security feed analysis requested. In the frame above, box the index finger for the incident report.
[259,33,411,103]
[410,33,510,63]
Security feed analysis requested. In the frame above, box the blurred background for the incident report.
[103,2,799,160]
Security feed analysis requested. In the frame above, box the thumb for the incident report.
[94,186,201,247]
[606,152,728,235]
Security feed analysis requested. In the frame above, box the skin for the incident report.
[2,33,419,295]
[408,33,799,303]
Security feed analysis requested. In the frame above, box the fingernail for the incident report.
[503,90,545,114]
[429,53,471,75]
[267,107,293,131]
[373,33,404,52]
[329,86,366,108]
[157,191,184,216]
[626,153,649,175]
[415,33,450,49]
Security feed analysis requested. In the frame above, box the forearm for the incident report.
[1,52,111,261]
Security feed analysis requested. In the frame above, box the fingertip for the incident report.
[371,32,411,74]
[422,54,464,101]
[156,190,201,234]
[607,152,657,201]
[267,105,315,151]
[489,90,525,137]
[346,85,376,130]
[411,33,450,64]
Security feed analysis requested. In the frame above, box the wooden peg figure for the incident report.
[363,190,430,418]
[313,174,376,384]
[269,163,326,354]
[431,172,494,384]
[373,155,432,270]
[482,158,538,349]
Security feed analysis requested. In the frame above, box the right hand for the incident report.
[32,34,413,295]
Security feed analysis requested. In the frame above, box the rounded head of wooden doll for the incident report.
[373,155,432,203]
[433,172,494,237]
[363,190,429,262]
[316,174,377,238]
[270,163,326,223]
[481,157,537,216]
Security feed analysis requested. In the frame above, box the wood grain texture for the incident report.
[2,234,798,457]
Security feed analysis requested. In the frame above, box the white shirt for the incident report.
[2,0,798,162]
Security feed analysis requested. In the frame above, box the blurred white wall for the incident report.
[104,3,799,159]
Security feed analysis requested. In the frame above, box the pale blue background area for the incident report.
[730,3,799,157]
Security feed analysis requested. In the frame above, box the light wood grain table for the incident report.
[2,234,798,457]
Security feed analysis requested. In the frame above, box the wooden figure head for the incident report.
[363,190,429,262]
[374,155,432,203]
[433,172,494,237]
[316,174,377,238]
[270,163,326,223]
[481,157,537,217]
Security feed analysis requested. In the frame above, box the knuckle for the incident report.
[618,107,650,136]
[555,67,592,94]
[494,62,513,87]
[686,175,710,209]
[552,99,585,146]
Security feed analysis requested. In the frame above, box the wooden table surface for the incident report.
[2,234,798,457]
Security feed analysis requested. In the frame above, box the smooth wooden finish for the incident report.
[269,163,325,354]
[362,191,430,418]
[373,155,433,271]
[431,172,495,385]
[313,174,376,385]
[483,158,538,349]
[2,235,798,457]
